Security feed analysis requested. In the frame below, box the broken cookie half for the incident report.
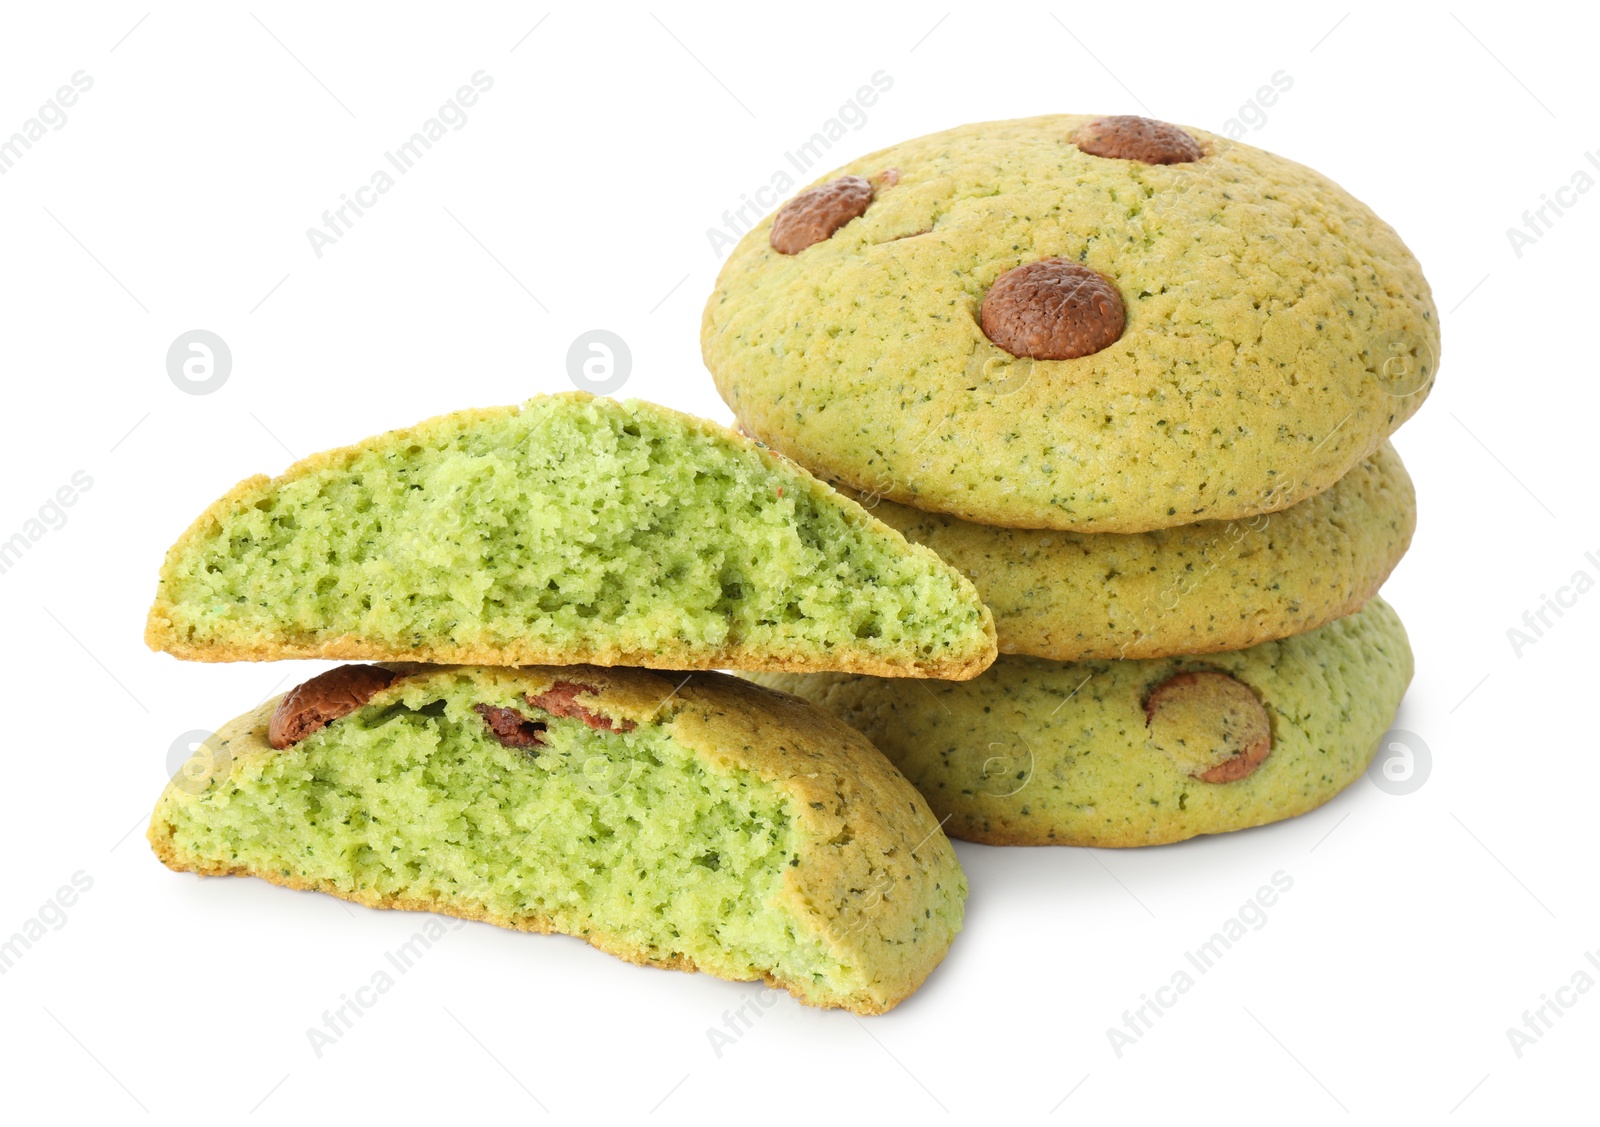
[144,392,996,680]
[150,663,966,1015]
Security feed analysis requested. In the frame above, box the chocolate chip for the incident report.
[268,665,397,749]
[475,704,546,749]
[1073,116,1203,165]
[526,681,637,733]
[1144,672,1272,783]
[980,259,1125,361]
[769,175,874,254]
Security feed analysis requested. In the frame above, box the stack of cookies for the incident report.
[703,114,1434,847]
[143,394,1000,1012]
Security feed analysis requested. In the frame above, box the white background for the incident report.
[0,2,1594,1122]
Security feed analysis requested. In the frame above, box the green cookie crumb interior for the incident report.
[164,672,852,990]
[157,396,987,666]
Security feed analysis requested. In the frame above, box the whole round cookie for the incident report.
[749,598,1413,847]
[703,114,1438,533]
[853,441,1415,661]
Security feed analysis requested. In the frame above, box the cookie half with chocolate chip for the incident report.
[747,598,1413,847]
[149,664,966,1014]
[702,114,1438,533]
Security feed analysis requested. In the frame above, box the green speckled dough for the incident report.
[853,441,1414,661]
[144,393,995,679]
[704,114,1437,532]
[150,665,965,1014]
[750,599,1412,847]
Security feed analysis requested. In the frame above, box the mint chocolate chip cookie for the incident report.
[854,441,1415,661]
[150,664,966,1013]
[144,393,996,678]
[749,598,1413,847]
[703,114,1437,532]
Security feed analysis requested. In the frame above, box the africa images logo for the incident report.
[705,72,894,257]
[306,71,495,257]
